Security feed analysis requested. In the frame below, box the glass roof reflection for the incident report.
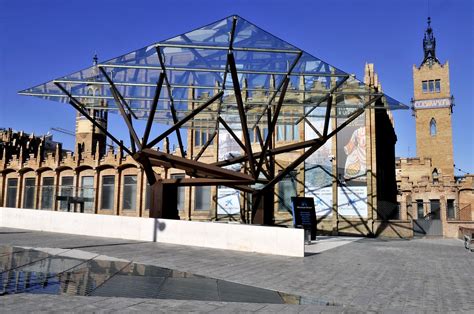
[19,15,407,130]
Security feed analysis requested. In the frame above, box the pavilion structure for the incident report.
[19,15,407,224]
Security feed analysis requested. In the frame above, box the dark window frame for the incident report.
[6,178,18,208]
[122,175,137,211]
[41,177,55,210]
[100,175,115,210]
[194,185,211,211]
[23,177,36,209]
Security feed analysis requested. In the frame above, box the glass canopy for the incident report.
[19,15,407,130]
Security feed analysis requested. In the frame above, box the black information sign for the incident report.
[291,197,317,240]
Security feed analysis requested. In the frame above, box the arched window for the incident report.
[432,168,439,184]
[430,118,437,136]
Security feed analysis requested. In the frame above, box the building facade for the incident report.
[396,18,474,237]
[0,60,400,237]
[5,18,470,239]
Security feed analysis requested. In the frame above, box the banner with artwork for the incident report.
[217,116,242,215]
[304,107,333,217]
[336,109,368,217]
[337,185,368,217]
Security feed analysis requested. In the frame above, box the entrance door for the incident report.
[413,200,443,236]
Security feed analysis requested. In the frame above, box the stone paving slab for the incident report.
[0,227,473,312]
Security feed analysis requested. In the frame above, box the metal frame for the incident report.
[22,15,406,224]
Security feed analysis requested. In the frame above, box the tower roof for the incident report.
[421,17,440,66]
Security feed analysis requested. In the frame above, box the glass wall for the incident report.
[6,178,18,208]
[416,199,424,219]
[122,175,137,210]
[430,199,441,220]
[278,172,297,212]
[81,176,94,212]
[59,176,74,211]
[171,174,185,211]
[101,175,115,210]
[41,177,55,210]
[23,178,36,209]
[194,186,210,211]
[447,199,455,220]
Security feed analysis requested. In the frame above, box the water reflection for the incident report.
[0,246,327,305]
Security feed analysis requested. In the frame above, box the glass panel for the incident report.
[430,119,436,136]
[293,124,299,141]
[416,200,424,219]
[435,79,441,92]
[194,130,200,146]
[59,176,74,211]
[81,176,94,212]
[447,199,455,219]
[41,177,54,210]
[122,175,137,210]
[171,174,186,211]
[277,125,284,141]
[248,129,255,143]
[195,186,210,210]
[285,124,292,141]
[101,175,115,210]
[278,172,297,212]
[23,178,36,209]
[430,200,440,220]
[422,81,428,93]
[428,80,434,92]
[201,130,207,146]
[6,178,18,208]
[163,16,233,47]
[19,15,409,133]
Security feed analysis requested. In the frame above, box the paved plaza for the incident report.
[0,227,473,312]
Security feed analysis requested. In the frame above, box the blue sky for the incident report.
[0,0,472,175]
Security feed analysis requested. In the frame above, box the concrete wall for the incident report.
[0,207,304,257]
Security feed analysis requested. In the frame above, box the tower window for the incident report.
[430,118,436,136]
[435,79,441,92]
[432,168,439,183]
[422,80,440,93]
[422,81,428,93]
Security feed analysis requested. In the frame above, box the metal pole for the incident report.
[155,46,186,157]
[227,52,256,178]
[143,72,165,146]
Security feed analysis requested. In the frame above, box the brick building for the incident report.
[396,18,474,237]
[8,17,460,237]
[0,62,400,237]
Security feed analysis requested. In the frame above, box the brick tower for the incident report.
[75,55,108,157]
[412,17,454,178]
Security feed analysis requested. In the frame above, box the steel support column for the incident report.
[227,52,257,178]
[156,46,186,157]
[143,72,165,146]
